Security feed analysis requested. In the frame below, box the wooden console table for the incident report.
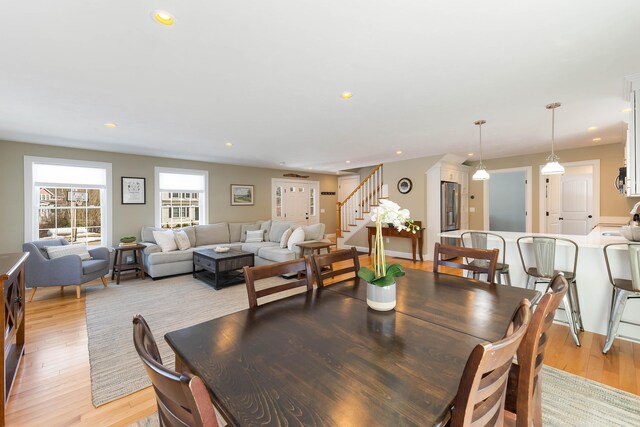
[0,252,29,426]
[367,221,424,262]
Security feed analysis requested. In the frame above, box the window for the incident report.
[309,187,316,216]
[24,157,112,246]
[155,167,208,229]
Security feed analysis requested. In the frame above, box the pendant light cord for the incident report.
[551,106,555,156]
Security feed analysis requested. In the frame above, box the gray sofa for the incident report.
[140,220,328,279]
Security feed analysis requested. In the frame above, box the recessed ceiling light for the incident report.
[345,160,351,164]
[336,171,340,175]
[592,138,601,142]
[587,127,597,131]
[341,92,353,100]
[225,142,233,147]
[396,150,403,155]
[308,167,313,170]
[468,153,474,157]
[623,108,632,113]
[104,123,117,128]
[153,10,175,26]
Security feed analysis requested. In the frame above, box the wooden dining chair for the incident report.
[311,247,360,287]
[505,273,568,427]
[242,257,314,308]
[433,243,499,283]
[132,315,219,427]
[461,231,512,285]
[450,299,531,427]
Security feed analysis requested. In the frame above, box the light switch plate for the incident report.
[320,208,325,213]
[470,207,476,213]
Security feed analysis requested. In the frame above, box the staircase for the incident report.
[336,164,384,249]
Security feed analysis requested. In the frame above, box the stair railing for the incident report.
[336,164,383,238]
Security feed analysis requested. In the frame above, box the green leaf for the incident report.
[372,275,396,287]
[386,263,406,278]
[357,267,375,283]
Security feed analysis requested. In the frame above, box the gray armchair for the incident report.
[22,238,111,300]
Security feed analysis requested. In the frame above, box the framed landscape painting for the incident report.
[122,177,146,204]
[231,184,254,206]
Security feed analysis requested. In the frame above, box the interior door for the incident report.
[545,175,561,234]
[284,183,310,226]
[488,171,526,232]
[560,173,593,235]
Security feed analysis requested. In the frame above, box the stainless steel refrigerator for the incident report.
[441,181,461,249]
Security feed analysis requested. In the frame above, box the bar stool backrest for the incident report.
[461,232,507,266]
[532,237,556,278]
[629,245,640,292]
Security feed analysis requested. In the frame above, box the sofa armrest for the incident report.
[140,242,161,255]
[88,247,110,261]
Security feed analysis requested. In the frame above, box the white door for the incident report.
[560,173,593,235]
[545,175,562,234]
[272,179,320,226]
[284,184,310,226]
[338,175,360,220]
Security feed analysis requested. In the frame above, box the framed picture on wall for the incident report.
[231,184,254,206]
[122,177,146,204]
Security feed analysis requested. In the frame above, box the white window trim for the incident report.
[24,156,113,246]
[154,167,209,228]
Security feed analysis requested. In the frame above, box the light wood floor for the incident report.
[6,255,640,426]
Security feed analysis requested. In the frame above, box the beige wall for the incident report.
[467,143,634,231]
[346,155,442,252]
[0,140,338,253]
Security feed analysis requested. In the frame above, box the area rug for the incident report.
[128,364,640,426]
[86,274,294,407]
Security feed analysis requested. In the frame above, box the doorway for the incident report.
[483,167,533,232]
[539,160,600,235]
[338,174,361,222]
[271,179,320,227]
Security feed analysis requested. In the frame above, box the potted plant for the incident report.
[357,199,419,311]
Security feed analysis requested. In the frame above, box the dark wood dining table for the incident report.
[165,269,539,427]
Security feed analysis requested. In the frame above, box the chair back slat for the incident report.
[451,300,531,427]
[462,232,507,266]
[433,243,499,283]
[132,315,218,427]
[532,237,556,278]
[243,258,313,308]
[506,273,567,426]
[311,247,360,287]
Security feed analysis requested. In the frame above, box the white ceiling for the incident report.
[2,1,639,173]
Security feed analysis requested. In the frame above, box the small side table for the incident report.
[111,244,146,284]
[297,241,336,257]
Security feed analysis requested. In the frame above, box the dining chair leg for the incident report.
[503,271,511,286]
[526,275,535,290]
[562,293,581,347]
[533,380,543,427]
[496,271,502,285]
[602,287,629,354]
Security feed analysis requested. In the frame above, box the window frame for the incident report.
[24,156,113,246]
[154,167,208,228]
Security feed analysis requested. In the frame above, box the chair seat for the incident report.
[526,267,574,281]
[613,278,640,293]
[83,259,109,275]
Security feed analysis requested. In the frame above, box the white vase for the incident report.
[366,282,396,311]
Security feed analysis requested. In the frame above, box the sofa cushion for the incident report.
[195,223,230,246]
[140,242,161,255]
[259,220,272,237]
[181,226,197,247]
[147,249,195,265]
[153,230,178,252]
[241,241,278,255]
[258,246,297,263]
[229,222,252,243]
[82,259,109,275]
[240,224,261,242]
[141,226,163,243]
[303,223,325,241]
[269,221,292,243]
[287,227,306,251]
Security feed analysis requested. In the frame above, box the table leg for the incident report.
[137,249,145,279]
[116,250,123,285]
[111,251,117,280]
[411,237,417,263]
[418,234,424,261]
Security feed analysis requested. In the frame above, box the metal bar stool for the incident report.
[602,243,640,354]
[461,231,511,285]
[516,236,583,347]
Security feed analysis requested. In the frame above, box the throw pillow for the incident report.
[245,229,264,243]
[280,228,293,249]
[44,244,91,260]
[269,221,291,243]
[174,230,191,251]
[240,224,261,243]
[259,220,272,237]
[287,227,306,251]
[153,230,178,252]
[303,223,324,241]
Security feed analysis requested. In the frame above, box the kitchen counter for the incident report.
[440,225,639,343]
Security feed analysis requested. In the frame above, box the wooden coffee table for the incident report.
[193,249,254,290]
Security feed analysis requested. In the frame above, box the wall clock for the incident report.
[397,178,412,194]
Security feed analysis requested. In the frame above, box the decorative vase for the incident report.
[366,282,396,311]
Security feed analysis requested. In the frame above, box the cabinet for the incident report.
[624,75,640,197]
[0,252,28,426]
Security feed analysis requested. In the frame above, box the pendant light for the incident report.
[541,102,565,175]
[472,120,490,181]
